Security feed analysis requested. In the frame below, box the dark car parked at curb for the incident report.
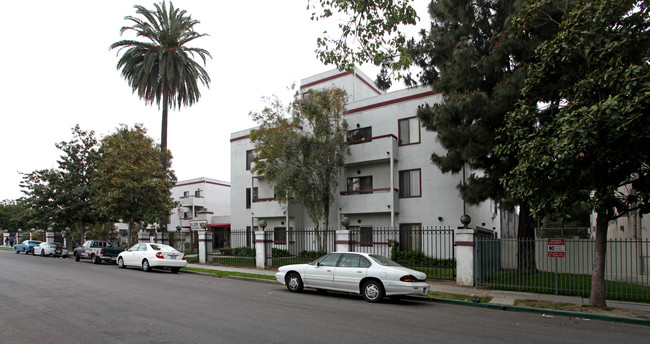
[14,240,42,254]
[73,240,123,264]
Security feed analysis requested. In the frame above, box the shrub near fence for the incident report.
[476,238,650,303]
[348,226,456,280]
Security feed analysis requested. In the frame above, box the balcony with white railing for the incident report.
[179,195,205,208]
[251,197,287,218]
[339,187,399,214]
[345,134,399,166]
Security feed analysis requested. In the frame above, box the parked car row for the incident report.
[14,239,187,273]
[14,239,424,302]
[14,240,68,257]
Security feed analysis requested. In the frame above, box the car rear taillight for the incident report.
[99,249,104,255]
[156,252,164,259]
[182,254,186,260]
[400,275,418,282]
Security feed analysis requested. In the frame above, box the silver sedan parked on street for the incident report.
[276,252,430,302]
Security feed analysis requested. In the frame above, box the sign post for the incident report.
[547,238,565,295]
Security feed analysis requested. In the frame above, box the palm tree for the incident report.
[110,1,211,174]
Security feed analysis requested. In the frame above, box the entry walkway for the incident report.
[186,263,650,325]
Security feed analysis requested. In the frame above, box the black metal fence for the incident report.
[264,228,337,267]
[211,229,256,267]
[476,238,650,302]
[347,226,455,280]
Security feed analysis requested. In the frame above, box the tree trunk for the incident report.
[127,220,134,248]
[517,203,536,273]
[159,93,169,230]
[589,212,609,307]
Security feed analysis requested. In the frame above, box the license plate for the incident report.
[169,254,178,259]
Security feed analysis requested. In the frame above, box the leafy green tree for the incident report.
[0,199,30,231]
[18,125,100,243]
[19,168,61,230]
[498,0,650,306]
[94,124,176,246]
[110,0,211,182]
[411,0,565,271]
[249,88,349,242]
[54,125,100,240]
[309,0,419,88]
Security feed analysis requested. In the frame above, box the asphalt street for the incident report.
[0,249,647,343]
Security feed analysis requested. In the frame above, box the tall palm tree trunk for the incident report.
[159,92,169,230]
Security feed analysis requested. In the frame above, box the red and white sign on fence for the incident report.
[547,238,565,258]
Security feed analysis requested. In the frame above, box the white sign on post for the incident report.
[190,220,207,231]
[547,238,565,258]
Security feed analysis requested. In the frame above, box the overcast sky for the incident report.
[0,0,428,201]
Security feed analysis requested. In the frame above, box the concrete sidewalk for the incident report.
[186,263,650,325]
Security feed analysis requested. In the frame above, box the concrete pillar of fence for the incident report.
[2,233,9,246]
[15,232,23,245]
[46,231,55,244]
[137,231,149,244]
[254,231,266,269]
[455,229,476,287]
[197,230,213,264]
[336,230,351,253]
[155,231,168,244]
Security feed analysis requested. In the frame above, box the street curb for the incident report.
[406,295,650,326]
[182,269,277,284]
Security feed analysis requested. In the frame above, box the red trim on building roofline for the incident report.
[300,71,351,89]
[174,180,230,188]
[230,135,249,143]
[346,90,437,115]
[300,71,382,95]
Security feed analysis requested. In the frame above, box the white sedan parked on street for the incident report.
[117,243,186,273]
[276,252,430,302]
[33,242,68,257]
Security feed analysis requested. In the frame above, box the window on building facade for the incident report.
[347,126,372,144]
[399,117,420,145]
[245,187,258,209]
[399,224,422,251]
[246,149,254,171]
[349,226,373,246]
[274,227,286,243]
[347,176,373,194]
[195,189,202,197]
[183,191,189,198]
[183,211,191,219]
[399,169,421,198]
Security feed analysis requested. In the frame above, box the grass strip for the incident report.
[183,267,276,281]
[427,290,492,303]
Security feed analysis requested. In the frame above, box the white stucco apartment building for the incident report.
[169,177,231,248]
[230,68,506,236]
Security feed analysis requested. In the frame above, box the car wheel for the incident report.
[91,254,100,264]
[142,259,151,272]
[171,267,180,274]
[362,280,384,303]
[285,272,304,293]
[74,253,80,262]
[15,249,19,254]
[117,257,125,269]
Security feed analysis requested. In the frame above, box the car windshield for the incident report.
[369,254,403,267]
[149,244,176,252]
